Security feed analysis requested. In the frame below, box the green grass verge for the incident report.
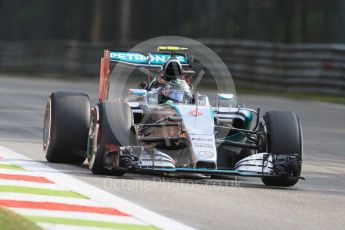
[0,164,23,170]
[26,216,159,230]
[237,87,345,105]
[0,207,42,230]
[0,185,88,199]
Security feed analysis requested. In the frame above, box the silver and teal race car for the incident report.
[43,46,303,187]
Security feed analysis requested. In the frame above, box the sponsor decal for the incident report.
[191,137,214,149]
[194,143,214,149]
[110,52,187,65]
[191,137,213,142]
[197,151,214,158]
[110,52,147,63]
[190,134,217,160]
[189,109,203,116]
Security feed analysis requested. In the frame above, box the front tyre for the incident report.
[88,102,136,175]
[260,111,303,187]
[43,92,90,164]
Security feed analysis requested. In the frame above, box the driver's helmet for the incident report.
[162,79,193,104]
[160,59,183,82]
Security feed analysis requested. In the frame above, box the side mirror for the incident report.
[216,93,234,112]
[138,81,148,89]
[129,89,147,96]
[217,93,234,101]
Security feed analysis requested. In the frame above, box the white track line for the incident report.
[0,168,51,176]
[0,146,195,230]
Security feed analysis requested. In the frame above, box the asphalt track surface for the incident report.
[0,75,344,230]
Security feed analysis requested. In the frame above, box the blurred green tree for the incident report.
[0,0,343,43]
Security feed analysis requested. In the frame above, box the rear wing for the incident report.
[109,51,190,67]
[98,48,193,102]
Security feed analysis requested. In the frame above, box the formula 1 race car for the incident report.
[43,46,303,187]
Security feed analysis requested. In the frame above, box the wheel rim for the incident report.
[88,112,100,169]
[43,99,51,153]
[258,118,268,153]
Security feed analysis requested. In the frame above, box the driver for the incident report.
[160,78,193,104]
[149,59,184,89]
[149,59,193,104]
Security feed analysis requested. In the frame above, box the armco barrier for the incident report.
[0,40,344,95]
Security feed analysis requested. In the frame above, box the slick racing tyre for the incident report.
[43,92,90,164]
[88,102,136,175]
[260,111,303,187]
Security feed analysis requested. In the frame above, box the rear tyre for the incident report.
[43,92,90,164]
[88,102,136,175]
[260,111,302,187]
